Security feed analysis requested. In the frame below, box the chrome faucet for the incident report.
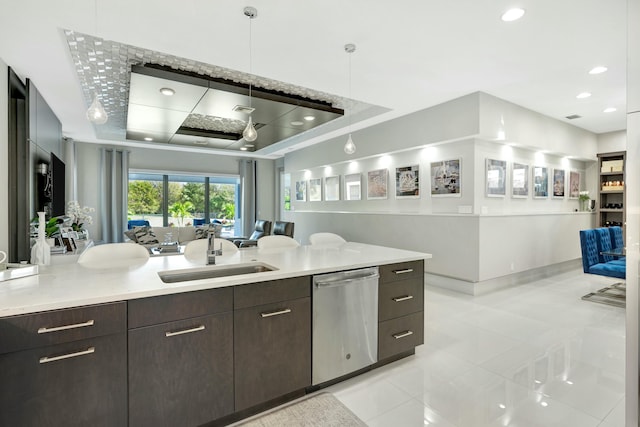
[207,231,217,265]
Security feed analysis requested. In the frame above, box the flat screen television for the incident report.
[50,153,65,217]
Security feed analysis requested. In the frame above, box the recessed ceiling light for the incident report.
[304,115,315,121]
[159,87,175,96]
[144,137,153,141]
[576,92,591,99]
[604,107,617,113]
[243,144,255,148]
[589,66,608,75]
[501,8,525,22]
[240,147,248,151]
[193,140,208,145]
[290,121,304,126]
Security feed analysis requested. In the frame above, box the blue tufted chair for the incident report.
[595,227,625,266]
[579,229,625,279]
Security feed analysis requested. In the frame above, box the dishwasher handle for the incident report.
[315,273,380,288]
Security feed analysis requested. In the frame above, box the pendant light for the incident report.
[86,0,108,125]
[242,6,258,143]
[344,43,356,155]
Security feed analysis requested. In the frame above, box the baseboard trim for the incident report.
[426,259,582,296]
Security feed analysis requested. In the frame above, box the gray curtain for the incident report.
[100,148,129,243]
[239,159,256,236]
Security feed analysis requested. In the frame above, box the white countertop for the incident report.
[0,242,431,317]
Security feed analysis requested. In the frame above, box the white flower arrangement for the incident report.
[66,201,95,231]
[578,191,590,202]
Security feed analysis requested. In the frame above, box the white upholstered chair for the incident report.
[309,232,346,245]
[257,235,300,249]
[77,242,150,268]
[183,238,238,262]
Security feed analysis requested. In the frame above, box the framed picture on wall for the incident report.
[324,176,340,201]
[511,163,529,198]
[430,159,461,197]
[344,173,362,201]
[295,180,307,201]
[532,166,549,198]
[308,178,322,201]
[367,168,388,199]
[569,171,580,199]
[552,168,565,198]
[395,165,420,198]
[486,158,507,197]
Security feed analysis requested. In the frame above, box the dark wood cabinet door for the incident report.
[234,297,311,411]
[128,312,234,427]
[0,333,127,427]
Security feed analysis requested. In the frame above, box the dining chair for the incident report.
[309,232,346,245]
[78,242,150,267]
[257,235,300,249]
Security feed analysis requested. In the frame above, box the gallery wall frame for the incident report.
[430,159,461,197]
[486,158,507,197]
[532,166,549,198]
[324,176,340,201]
[552,169,565,198]
[367,168,388,200]
[308,178,322,201]
[295,180,307,201]
[344,173,362,201]
[511,162,529,198]
[568,171,580,199]
[395,165,420,199]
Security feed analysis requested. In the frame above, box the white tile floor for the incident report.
[325,268,626,427]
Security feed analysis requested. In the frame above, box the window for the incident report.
[128,172,240,236]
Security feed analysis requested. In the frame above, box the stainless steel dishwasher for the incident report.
[312,266,379,385]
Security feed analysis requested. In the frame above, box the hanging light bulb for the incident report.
[344,43,356,155]
[242,6,258,144]
[86,92,108,124]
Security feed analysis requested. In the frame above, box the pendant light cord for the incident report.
[248,12,252,109]
[348,47,352,131]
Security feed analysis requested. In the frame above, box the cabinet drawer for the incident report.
[379,277,424,321]
[379,260,424,284]
[234,276,310,309]
[0,333,127,427]
[378,311,424,361]
[0,302,126,355]
[128,287,232,329]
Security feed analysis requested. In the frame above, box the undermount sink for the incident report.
[158,262,277,284]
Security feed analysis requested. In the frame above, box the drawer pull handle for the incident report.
[38,319,95,334]
[261,308,292,318]
[165,325,206,337]
[392,295,414,302]
[393,268,414,275]
[39,347,95,364]
[393,330,414,340]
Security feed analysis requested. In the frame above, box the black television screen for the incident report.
[50,153,65,217]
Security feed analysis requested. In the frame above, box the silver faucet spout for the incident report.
[207,231,216,265]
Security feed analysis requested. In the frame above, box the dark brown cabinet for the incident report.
[128,288,234,427]
[234,277,311,411]
[0,302,127,427]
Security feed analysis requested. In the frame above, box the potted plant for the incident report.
[578,191,590,211]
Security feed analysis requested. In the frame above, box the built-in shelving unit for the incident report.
[597,151,626,229]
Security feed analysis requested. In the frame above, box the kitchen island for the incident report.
[0,242,430,427]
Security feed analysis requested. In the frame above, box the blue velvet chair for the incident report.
[579,229,625,279]
[127,219,150,230]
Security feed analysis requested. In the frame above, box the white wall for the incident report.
[597,130,626,153]
[0,59,8,253]
[256,159,276,222]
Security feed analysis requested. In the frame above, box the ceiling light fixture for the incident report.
[304,115,315,121]
[159,87,175,96]
[344,43,356,155]
[604,107,617,113]
[242,6,258,143]
[144,137,153,141]
[501,8,525,22]
[589,66,608,75]
[576,92,592,99]
[86,0,108,125]
[291,121,304,126]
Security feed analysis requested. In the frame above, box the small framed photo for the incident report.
[309,178,322,201]
[324,176,340,201]
[569,171,580,199]
[511,163,529,198]
[395,165,420,198]
[430,159,461,197]
[295,180,307,201]
[486,159,507,197]
[344,173,362,201]
[367,169,388,200]
[553,169,565,198]
[533,166,548,198]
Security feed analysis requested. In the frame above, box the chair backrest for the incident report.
[579,229,599,273]
[257,235,300,249]
[595,227,614,262]
[273,221,294,238]
[128,219,150,230]
[192,218,206,226]
[609,226,624,250]
[249,220,272,240]
[184,238,238,261]
[78,243,150,267]
[309,232,346,245]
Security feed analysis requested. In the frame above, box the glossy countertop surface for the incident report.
[0,242,431,317]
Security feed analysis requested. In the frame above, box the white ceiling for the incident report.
[0,0,627,158]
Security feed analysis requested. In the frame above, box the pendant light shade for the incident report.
[86,93,108,124]
[344,134,356,154]
[243,116,258,142]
